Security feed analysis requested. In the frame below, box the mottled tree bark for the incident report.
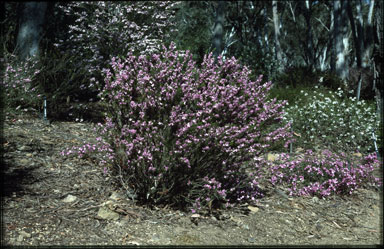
[303,0,315,70]
[333,0,349,81]
[212,1,225,63]
[272,0,283,73]
[361,0,375,68]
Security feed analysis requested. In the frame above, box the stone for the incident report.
[248,237,256,243]
[62,194,77,203]
[19,159,29,165]
[17,235,24,242]
[247,205,259,213]
[97,207,120,220]
[18,145,30,151]
[19,230,31,238]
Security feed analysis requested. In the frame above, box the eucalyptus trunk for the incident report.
[304,0,315,70]
[16,2,47,60]
[272,0,283,73]
[333,0,349,81]
[212,1,225,63]
[361,0,375,68]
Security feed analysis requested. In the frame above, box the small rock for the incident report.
[19,159,29,165]
[248,237,256,243]
[62,194,77,203]
[242,224,250,230]
[19,231,31,238]
[18,145,30,151]
[247,205,259,213]
[97,207,120,220]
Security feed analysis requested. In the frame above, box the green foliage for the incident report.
[170,1,214,65]
[1,53,43,112]
[232,41,279,82]
[319,71,347,92]
[268,85,314,107]
[1,3,22,56]
[34,48,99,117]
[274,66,321,88]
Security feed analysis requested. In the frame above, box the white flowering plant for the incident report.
[283,86,381,154]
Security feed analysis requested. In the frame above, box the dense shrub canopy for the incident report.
[63,43,293,212]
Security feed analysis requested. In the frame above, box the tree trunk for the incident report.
[262,5,269,49]
[16,2,47,60]
[272,0,283,73]
[333,0,349,81]
[330,6,336,73]
[362,0,375,68]
[304,0,315,70]
[212,1,225,63]
[346,0,362,67]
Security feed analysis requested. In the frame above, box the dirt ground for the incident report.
[2,111,383,246]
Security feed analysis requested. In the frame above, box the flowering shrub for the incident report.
[269,149,382,198]
[62,43,293,212]
[1,53,43,110]
[55,1,179,95]
[283,86,381,154]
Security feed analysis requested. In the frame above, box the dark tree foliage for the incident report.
[170,1,214,65]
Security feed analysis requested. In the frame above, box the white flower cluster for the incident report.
[283,87,380,153]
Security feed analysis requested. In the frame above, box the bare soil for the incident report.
[2,112,383,246]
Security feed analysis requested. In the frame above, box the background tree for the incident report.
[212,1,226,62]
[15,2,48,60]
[2,0,382,118]
[333,0,349,81]
[272,0,283,73]
[171,1,213,65]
